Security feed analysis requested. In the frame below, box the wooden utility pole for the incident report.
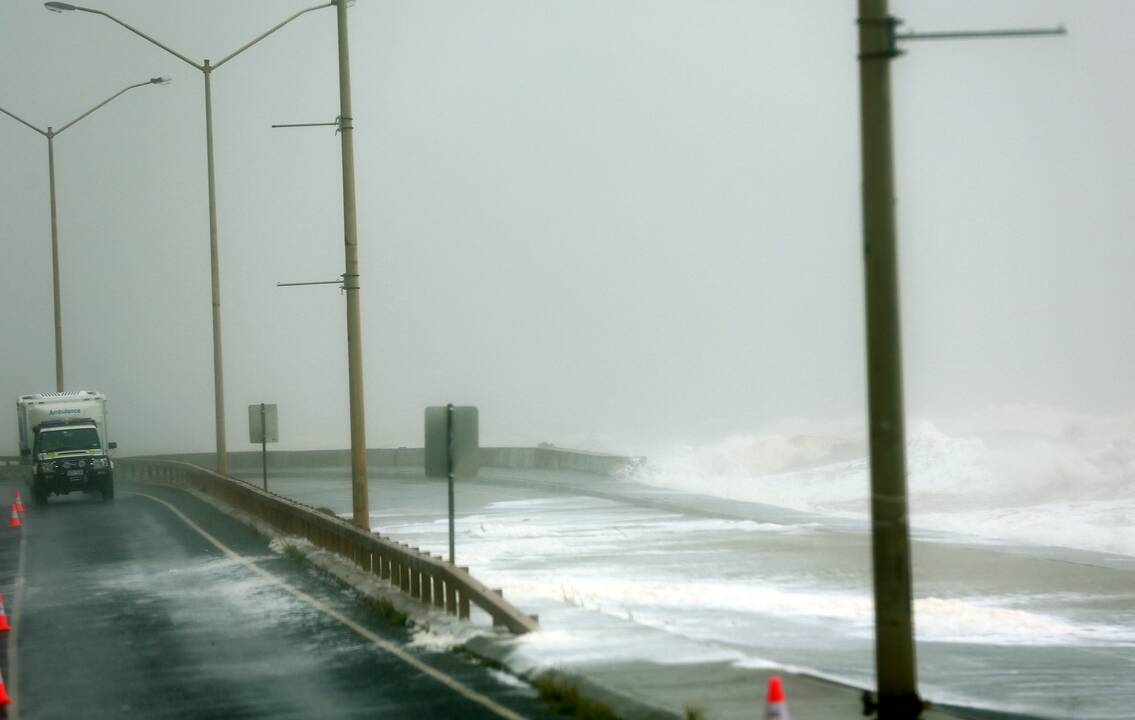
[856,3,1064,717]
[856,2,921,717]
[336,0,371,531]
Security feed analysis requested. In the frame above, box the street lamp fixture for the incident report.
[1,76,169,392]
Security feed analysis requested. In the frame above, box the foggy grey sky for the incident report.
[2,1,1132,456]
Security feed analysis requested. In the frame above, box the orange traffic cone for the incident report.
[13,491,24,514]
[0,665,10,705]
[765,675,790,719]
[7,506,21,529]
[0,594,10,633]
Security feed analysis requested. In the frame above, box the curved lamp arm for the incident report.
[215,2,335,70]
[0,105,47,137]
[55,77,170,136]
[46,2,201,70]
[46,1,337,74]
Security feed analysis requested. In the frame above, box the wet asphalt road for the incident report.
[0,476,555,719]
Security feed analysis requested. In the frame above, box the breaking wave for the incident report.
[636,406,1135,556]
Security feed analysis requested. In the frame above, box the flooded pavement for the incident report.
[1,478,553,720]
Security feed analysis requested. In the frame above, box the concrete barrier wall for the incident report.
[119,458,538,634]
[481,446,645,476]
[150,446,644,478]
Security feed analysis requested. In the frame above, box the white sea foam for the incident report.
[493,573,1135,648]
[381,495,1135,653]
[632,406,1135,556]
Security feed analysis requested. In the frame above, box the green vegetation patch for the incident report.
[360,594,409,627]
[535,676,621,720]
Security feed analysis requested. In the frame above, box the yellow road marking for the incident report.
[131,491,528,720]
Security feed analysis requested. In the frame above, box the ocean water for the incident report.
[374,407,1135,718]
[252,406,1135,718]
[382,489,1135,718]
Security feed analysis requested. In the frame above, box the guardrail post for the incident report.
[445,580,457,615]
[456,566,473,620]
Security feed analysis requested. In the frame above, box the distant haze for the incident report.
[2,1,1132,456]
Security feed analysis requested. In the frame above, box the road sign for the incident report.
[249,403,278,491]
[425,405,479,479]
[425,405,479,564]
[248,403,278,444]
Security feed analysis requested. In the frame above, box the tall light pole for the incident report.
[2,76,169,392]
[46,1,335,477]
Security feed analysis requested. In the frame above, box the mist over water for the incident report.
[624,405,1135,557]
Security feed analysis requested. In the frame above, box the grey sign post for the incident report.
[248,403,278,491]
[425,405,479,564]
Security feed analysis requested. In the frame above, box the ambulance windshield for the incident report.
[37,426,101,454]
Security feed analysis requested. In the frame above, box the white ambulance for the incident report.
[16,391,117,504]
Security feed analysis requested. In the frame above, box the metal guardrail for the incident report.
[119,458,539,634]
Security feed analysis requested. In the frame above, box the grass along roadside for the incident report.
[534,676,621,720]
